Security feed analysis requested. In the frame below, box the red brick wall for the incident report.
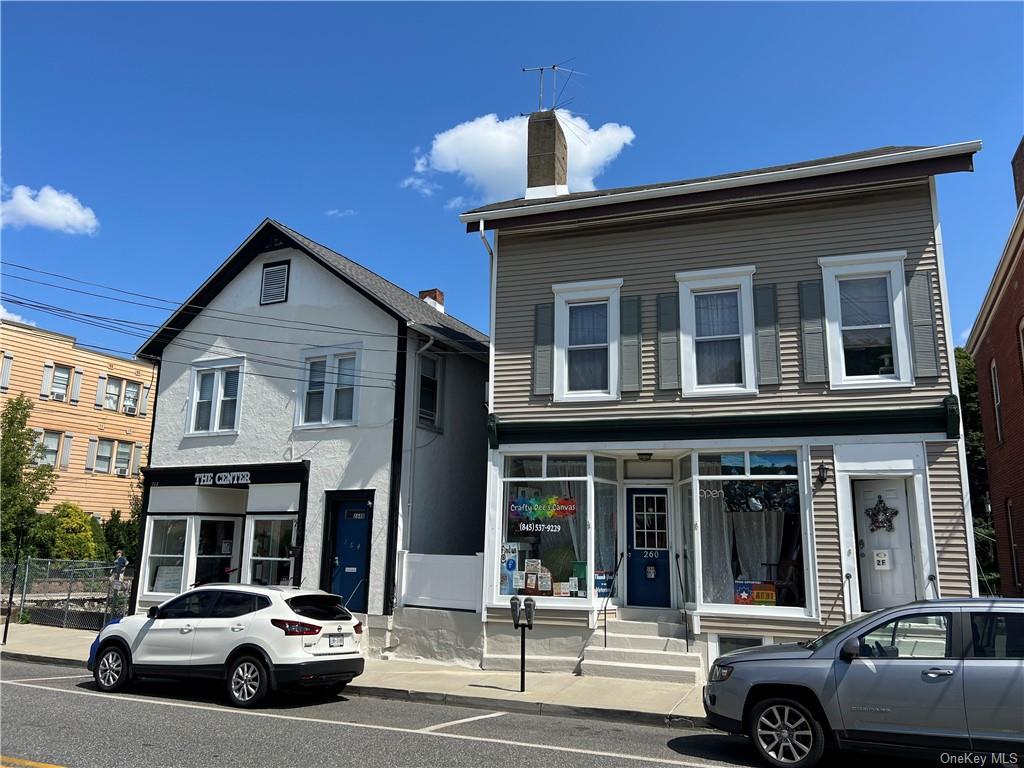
[973,247,1024,596]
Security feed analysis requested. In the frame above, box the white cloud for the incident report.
[324,208,357,218]
[444,196,467,211]
[958,327,972,345]
[404,110,635,203]
[400,175,439,198]
[0,304,35,326]
[1,184,99,234]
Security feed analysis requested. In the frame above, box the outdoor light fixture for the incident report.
[817,461,829,484]
[637,452,653,462]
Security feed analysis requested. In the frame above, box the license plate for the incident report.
[328,635,344,648]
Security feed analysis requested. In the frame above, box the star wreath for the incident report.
[865,495,899,533]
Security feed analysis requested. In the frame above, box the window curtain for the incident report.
[695,292,739,337]
[838,277,890,326]
[699,476,735,604]
[569,303,608,345]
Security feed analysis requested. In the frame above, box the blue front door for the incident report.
[626,488,671,607]
[331,498,372,613]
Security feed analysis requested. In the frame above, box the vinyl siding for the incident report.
[493,184,951,421]
[0,321,156,518]
[926,440,974,597]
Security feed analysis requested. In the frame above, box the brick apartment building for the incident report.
[967,137,1024,597]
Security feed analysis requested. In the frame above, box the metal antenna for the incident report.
[523,61,584,111]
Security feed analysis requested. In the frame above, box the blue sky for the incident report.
[2,2,1021,355]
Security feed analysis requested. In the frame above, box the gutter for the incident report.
[459,141,982,225]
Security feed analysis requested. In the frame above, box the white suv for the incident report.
[88,585,364,707]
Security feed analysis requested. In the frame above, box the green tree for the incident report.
[103,508,138,562]
[49,502,99,560]
[955,347,999,593]
[0,395,57,559]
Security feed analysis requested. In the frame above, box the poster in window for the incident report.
[734,580,756,605]
[538,573,552,593]
[525,573,537,591]
[524,559,542,573]
[153,565,183,593]
[513,571,525,589]
[221,540,232,555]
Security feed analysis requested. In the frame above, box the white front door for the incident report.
[854,479,916,611]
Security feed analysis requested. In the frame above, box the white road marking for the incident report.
[417,710,506,732]
[4,675,91,683]
[0,680,728,768]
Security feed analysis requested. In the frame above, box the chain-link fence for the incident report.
[1,558,134,631]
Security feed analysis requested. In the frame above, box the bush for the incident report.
[49,502,99,560]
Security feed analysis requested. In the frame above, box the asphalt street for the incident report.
[0,659,930,768]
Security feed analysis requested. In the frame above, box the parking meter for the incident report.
[523,596,536,630]
[510,595,522,629]
[511,595,536,692]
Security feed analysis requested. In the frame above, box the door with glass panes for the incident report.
[626,488,672,607]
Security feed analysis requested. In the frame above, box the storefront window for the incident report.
[502,455,588,599]
[250,518,295,586]
[697,450,804,608]
[196,519,239,585]
[595,456,617,481]
[147,519,187,593]
[594,479,618,598]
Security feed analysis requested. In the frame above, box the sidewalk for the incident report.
[0,623,707,727]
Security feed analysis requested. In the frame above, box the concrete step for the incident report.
[584,645,703,668]
[482,654,580,673]
[615,607,685,624]
[580,658,701,684]
[588,631,692,653]
[604,619,688,639]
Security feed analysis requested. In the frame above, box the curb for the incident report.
[2,650,88,669]
[344,683,712,729]
[1,651,712,730]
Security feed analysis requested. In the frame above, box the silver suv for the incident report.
[703,598,1023,768]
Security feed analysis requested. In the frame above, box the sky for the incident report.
[2,2,1022,357]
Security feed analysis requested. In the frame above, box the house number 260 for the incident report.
[643,551,660,559]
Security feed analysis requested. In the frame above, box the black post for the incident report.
[520,624,526,693]
[2,537,23,645]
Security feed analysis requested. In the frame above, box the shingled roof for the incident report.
[138,219,487,358]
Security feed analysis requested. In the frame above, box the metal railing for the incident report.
[2,558,134,631]
[601,552,626,648]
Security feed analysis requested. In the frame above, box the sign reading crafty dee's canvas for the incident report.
[507,495,577,534]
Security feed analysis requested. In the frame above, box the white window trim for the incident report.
[552,278,623,403]
[185,357,244,436]
[294,343,362,430]
[676,266,757,397]
[94,438,116,474]
[819,250,914,390]
[991,359,1003,443]
[417,351,444,431]
[141,515,191,599]
[241,514,298,587]
[103,376,124,411]
[195,516,243,583]
[40,430,61,466]
[50,364,72,399]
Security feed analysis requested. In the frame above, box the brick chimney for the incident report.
[419,288,445,314]
[526,110,568,199]
[1012,135,1024,207]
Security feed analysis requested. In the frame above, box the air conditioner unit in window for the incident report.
[51,392,66,402]
[114,467,128,477]
[123,405,138,416]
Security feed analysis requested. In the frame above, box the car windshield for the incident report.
[286,594,353,621]
[804,610,883,651]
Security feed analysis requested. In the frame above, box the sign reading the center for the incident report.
[194,471,252,487]
[507,496,577,535]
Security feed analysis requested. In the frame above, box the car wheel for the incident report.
[749,697,825,768]
[94,645,130,692]
[226,656,269,708]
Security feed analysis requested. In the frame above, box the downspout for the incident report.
[405,334,436,556]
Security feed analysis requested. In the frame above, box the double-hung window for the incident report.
[299,348,360,426]
[819,251,913,388]
[552,279,622,402]
[95,438,115,473]
[122,380,141,415]
[104,377,123,410]
[991,360,1004,443]
[677,266,757,396]
[40,431,61,466]
[51,365,72,401]
[418,354,442,429]
[114,442,132,476]
[189,360,243,434]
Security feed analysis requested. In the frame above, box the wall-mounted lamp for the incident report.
[816,462,829,484]
[637,452,653,462]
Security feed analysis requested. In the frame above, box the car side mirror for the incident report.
[839,636,859,661]
[147,606,159,620]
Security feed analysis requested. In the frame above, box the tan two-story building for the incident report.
[0,320,156,519]
[458,112,979,679]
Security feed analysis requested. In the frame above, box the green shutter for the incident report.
[799,280,828,383]
[656,293,680,390]
[620,296,642,392]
